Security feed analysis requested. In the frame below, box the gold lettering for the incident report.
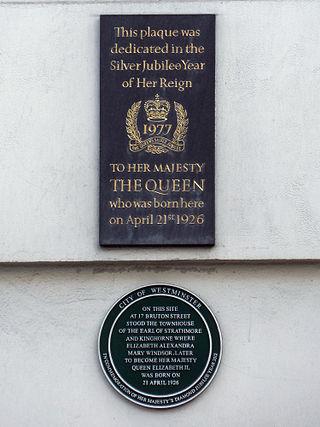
[193,179,205,192]
[182,179,191,192]
[136,77,158,88]
[159,77,192,92]
[172,179,180,192]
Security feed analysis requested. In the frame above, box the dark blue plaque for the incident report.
[100,15,215,245]
[98,284,222,408]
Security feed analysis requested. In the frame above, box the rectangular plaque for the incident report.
[100,15,215,245]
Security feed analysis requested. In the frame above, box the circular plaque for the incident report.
[98,284,222,408]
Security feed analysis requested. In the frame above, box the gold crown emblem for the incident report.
[144,94,170,122]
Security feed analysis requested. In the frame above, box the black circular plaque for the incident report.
[98,284,222,408]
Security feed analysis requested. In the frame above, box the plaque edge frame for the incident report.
[99,14,216,248]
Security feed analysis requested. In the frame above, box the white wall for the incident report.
[1,2,320,425]
[1,264,319,427]
[1,1,320,261]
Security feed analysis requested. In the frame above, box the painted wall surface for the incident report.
[1,1,320,261]
[2,2,320,426]
[1,264,320,426]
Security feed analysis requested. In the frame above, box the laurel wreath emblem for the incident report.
[126,99,188,154]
